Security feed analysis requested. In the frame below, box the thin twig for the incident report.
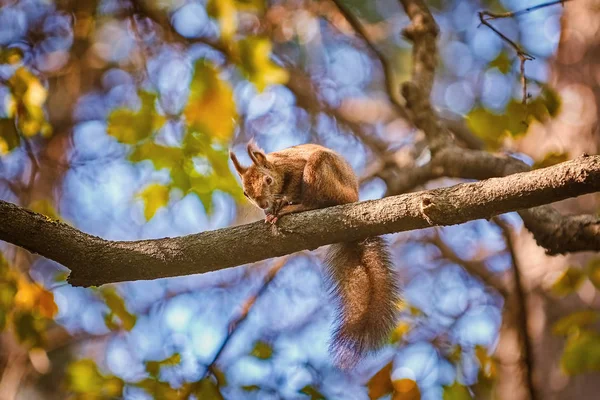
[203,256,290,378]
[481,0,571,20]
[477,12,535,104]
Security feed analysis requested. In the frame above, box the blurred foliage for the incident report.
[0,0,590,398]
[466,86,561,150]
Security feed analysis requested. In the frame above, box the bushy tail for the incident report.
[325,236,399,369]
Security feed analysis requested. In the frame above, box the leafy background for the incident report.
[0,0,599,399]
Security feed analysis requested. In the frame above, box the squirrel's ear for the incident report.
[229,150,247,176]
[247,140,268,167]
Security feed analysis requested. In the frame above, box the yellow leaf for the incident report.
[207,0,237,41]
[100,288,137,331]
[390,321,411,344]
[145,353,182,377]
[250,340,273,359]
[9,67,51,138]
[138,183,170,221]
[195,378,225,400]
[239,37,289,91]
[299,385,326,400]
[368,362,393,399]
[107,91,166,144]
[14,278,58,319]
[184,61,237,141]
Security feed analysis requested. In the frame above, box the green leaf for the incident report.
[145,353,181,377]
[300,385,327,400]
[550,267,585,297]
[239,37,289,91]
[194,378,225,400]
[561,331,600,374]
[0,118,19,154]
[489,51,512,74]
[107,91,166,144]
[100,288,137,331]
[553,311,600,336]
[138,183,170,221]
[129,141,183,170]
[443,382,472,400]
[250,340,273,359]
[586,258,600,290]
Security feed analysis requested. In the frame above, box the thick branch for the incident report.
[0,156,598,287]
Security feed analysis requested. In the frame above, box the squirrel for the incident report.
[230,140,399,368]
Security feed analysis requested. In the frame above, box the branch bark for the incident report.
[0,156,599,287]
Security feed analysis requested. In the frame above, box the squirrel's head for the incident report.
[229,141,284,211]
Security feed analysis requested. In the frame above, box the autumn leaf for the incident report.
[392,379,420,400]
[207,0,237,42]
[250,340,273,359]
[145,353,182,377]
[368,362,393,399]
[184,61,237,142]
[138,183,170,221]
[194,377,225,400]
[67,359,124,397]
[100,287,137,331]
[489,51,512,74]
[107,91,166,144]
[8,67,52,138]
[239,37,289,91]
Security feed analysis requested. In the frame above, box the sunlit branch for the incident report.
[0,155,598,287]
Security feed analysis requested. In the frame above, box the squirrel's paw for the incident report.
[264,214,278,224]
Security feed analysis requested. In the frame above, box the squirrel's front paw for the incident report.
[264,213,278,224]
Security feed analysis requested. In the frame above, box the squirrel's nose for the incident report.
[257,199,269,209]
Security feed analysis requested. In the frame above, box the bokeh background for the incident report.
[0,0,599,399]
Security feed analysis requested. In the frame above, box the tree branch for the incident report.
[0,156,598,287]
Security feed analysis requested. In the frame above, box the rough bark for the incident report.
[0,155,598,287]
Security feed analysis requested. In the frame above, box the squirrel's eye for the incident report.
[265,176,273,185]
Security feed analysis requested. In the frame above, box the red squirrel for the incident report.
[230,140,399,368]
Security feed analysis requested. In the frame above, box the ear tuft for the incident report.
[229,150,247,176]
[247,139,268,167]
